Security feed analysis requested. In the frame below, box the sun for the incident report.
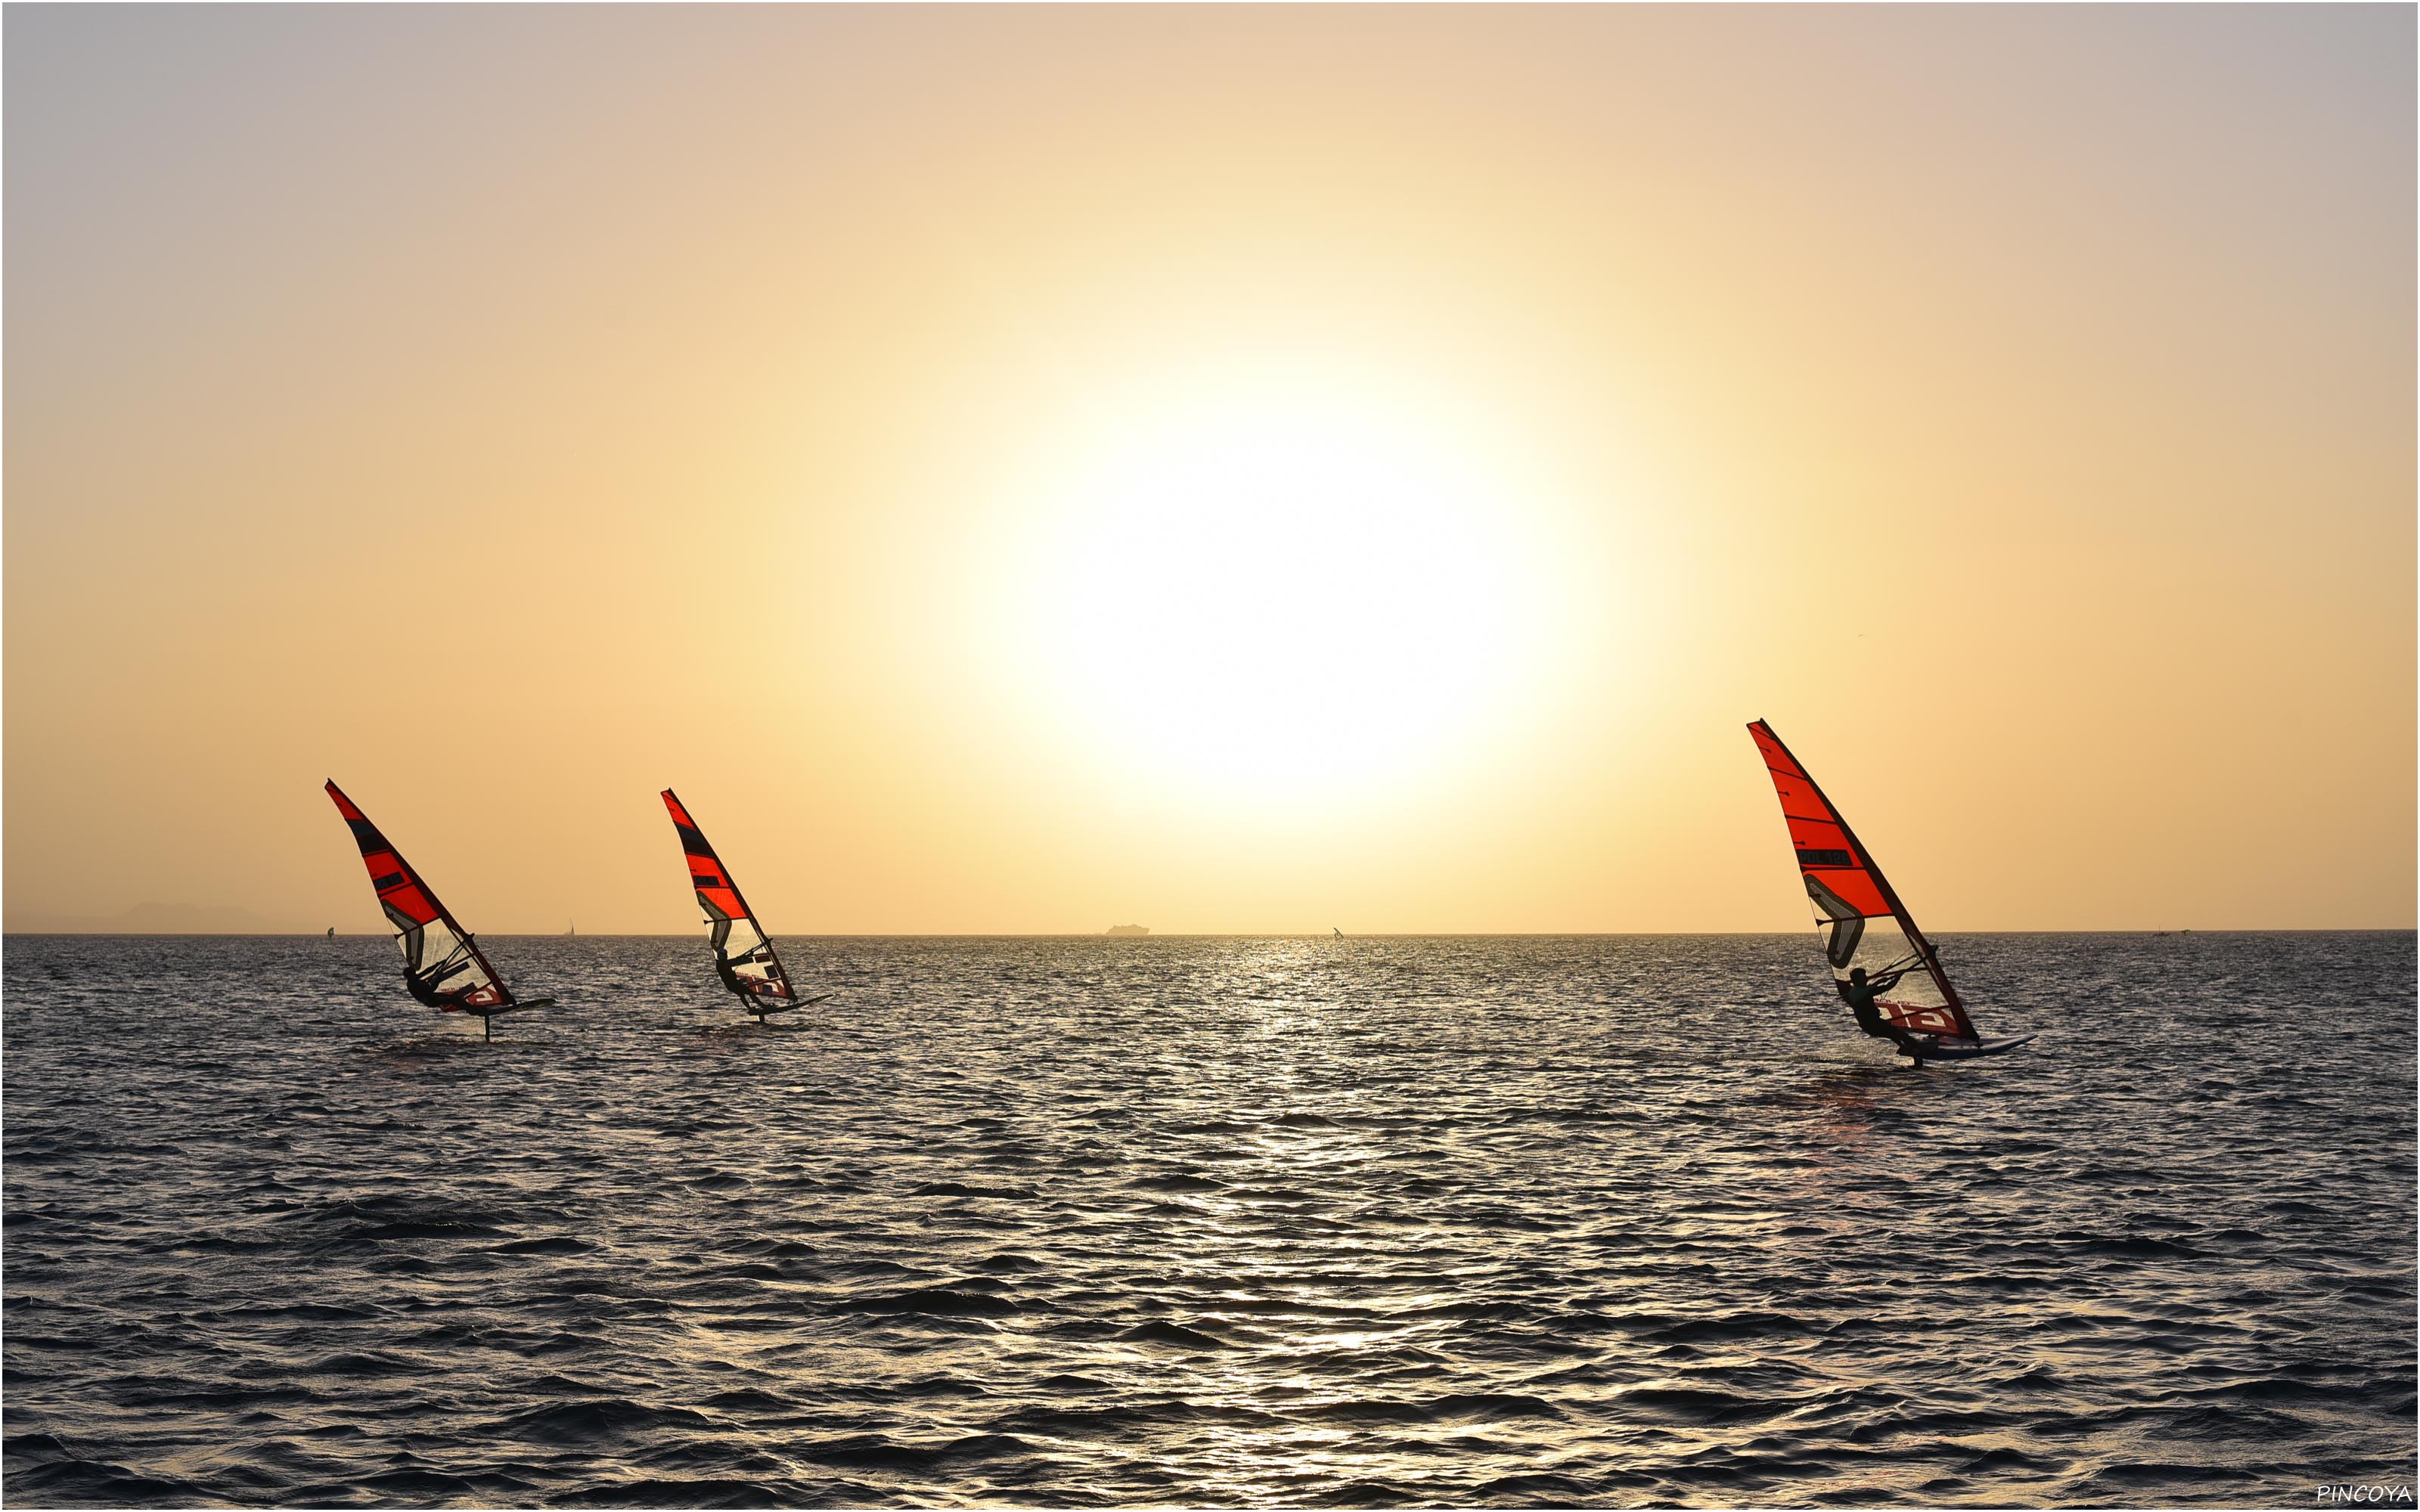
[998,385,1561,810]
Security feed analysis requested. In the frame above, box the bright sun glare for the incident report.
[1008,390,1557,807]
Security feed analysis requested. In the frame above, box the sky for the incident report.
[6,5,2412,935]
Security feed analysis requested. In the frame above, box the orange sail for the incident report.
[1746,722,1977,1043]
[324,780,516,1013]
[661,789,798,1007]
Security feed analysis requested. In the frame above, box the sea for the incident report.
[5,932,2414,1507]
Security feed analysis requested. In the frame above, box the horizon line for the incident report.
[5,928,2413,938]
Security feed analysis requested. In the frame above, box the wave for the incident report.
[495,1399,719,1446]
[834,1287,1023,1318]
[1113,1321,1231,1351]
[801,1432,1038,1470]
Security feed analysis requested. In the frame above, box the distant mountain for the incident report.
[1105,924,1150,937]
[6,902,299,934]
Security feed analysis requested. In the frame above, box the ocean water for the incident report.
[4,932,2413,1507]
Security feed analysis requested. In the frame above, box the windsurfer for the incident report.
[404,971,468,1011]
[712,949,751,998]
[1844,966,1935,1061]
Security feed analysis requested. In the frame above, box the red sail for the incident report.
[1746,722,1977,1042]
[661,789,796,1006]
[324,781,513,1012]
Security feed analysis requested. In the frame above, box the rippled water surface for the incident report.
[5,932,2414,1507]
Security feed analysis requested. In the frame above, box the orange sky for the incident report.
[7,6,2412,934]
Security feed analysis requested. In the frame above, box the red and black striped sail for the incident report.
[1746,722,1978,1043]
[324,781,513,1012]
[661,789,796,1006]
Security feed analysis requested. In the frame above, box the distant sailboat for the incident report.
[566,920,576,937]
[1746,723,2032,1062]
[324,781,552,1040]
[1333,927,1344,939]
[660,789,831,1023]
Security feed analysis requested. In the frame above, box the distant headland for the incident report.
[1105,924,1150,937]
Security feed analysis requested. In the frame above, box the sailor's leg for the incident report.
[484,1012,492,1043]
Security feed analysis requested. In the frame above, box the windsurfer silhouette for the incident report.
[404,971,469,1011]
[712,949,752,999]
[1844,966,1936,1062]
